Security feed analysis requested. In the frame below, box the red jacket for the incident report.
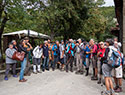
[97,48,106,58]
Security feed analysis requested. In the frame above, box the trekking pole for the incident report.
[66,55,72,65]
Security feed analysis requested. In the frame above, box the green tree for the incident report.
[1,0,115,44]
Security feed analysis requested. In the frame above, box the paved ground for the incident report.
[0,69,125,95]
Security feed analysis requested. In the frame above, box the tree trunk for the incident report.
[0,12,8,63]
[0,16,8,49]
[50,32,55,40]
[0,0,4,20]
[123,0,125,54]
[114,0,123,51]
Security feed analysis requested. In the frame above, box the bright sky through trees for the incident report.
[103,0,114,6]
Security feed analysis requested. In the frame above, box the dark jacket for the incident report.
[43,45,49,57]
[13,45,18,51]
[18,44,28,58]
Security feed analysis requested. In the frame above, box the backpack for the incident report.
[120,52,124,65]
[108,50,122,68]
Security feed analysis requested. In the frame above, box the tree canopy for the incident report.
[0,0,116,45]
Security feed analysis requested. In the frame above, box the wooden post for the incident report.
[123,0,125,54]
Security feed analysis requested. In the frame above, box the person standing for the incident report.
[52,41,60,70]
[66,39,75,72]
[97,42,106,84]
[32,44,43,74]
[75,41,81,74]
[18,39,32,82]
[42,40,49,71]
[4,43,17,80]
[112,41,123,93]
[84,42,91,76]
[48,40,54,69]
[77,39,84,74]
[90,39,98,80]
[24,37,33,76]
[73,40,77,67]
[59,40,65,70]
[102,39,115,95]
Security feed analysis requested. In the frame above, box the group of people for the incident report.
[4,37,124,95]
[5,37,33,82]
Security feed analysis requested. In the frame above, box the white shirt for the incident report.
[59,44,65,58]
[33,46,43,58]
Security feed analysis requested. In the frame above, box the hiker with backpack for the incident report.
[97,42,106,84]
[75,40,84,74]
[78,39,84,74]
[112,41,123,93]
[84,42,91,76]
[102,39,116,95]
[90,39,98,80]
[52,41,60,71]
[65,39,75,72]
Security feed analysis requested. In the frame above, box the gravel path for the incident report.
[0,69,124,95]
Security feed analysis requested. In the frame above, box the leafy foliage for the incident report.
[1,0,116,42]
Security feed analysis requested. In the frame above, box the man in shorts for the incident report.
[102,39,115,95]
[112,41,123,93]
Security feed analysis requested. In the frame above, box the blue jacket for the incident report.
[84,46,90,58]
[66,43,75,56]
[52,44,58,56]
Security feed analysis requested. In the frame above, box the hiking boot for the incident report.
[104,90,111,95]
[97,79,101,84]
[13,75,18,78]
[33,72,37,74]
[19,78,27,82]
[52,68,55,71]
[111,89,115,95]
[66,69,68,73]
[70,68,73,72]
[85,72,88,76]
[75,70,80,74]
[91,76,98,80]
[114,86,119,90]
[4,76,8,81]
[80,71,84,75]
[37,71,42,73]
[119,87,123,92]
[46,68,49,71]
[85,68,89,76]
[24,73,31,76]
[114,87,122,93]
[42,69,45,72]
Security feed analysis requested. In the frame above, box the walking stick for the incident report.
[66,54,72,65]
